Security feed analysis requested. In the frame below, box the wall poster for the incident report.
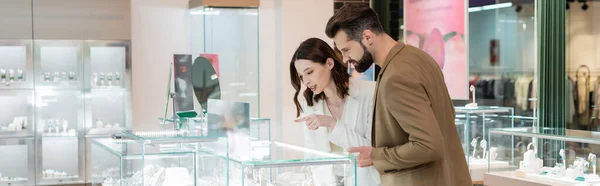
[404,0,469,99]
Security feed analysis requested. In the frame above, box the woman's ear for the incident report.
[326,58,335,70]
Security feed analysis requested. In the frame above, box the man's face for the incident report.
[333,30,374,73]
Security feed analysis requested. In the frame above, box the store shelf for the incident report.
[41,135,78,139]
[0,131,33,140]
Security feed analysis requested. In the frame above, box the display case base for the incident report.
[485,171,600,186]
[468,159,511,181]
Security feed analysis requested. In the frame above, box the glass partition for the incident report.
[190,7,260,117]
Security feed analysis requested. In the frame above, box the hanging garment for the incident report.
[528,78,537,110]
[576,77,590,114]
[514,77,523,109]
[566,78,575,124]
[495,77,505,99]
[591,77,600,131]
[574,76,591,127]
[503,78,516,107]
[516,76,532,111]
[484,79,496,99]
[475,79,486,102]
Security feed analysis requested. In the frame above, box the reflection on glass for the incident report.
[92,138,202,186]
[488,128,600,185]
[566,1,600,132]
[192,56,221,112]
[465,1,536,116]
[190,7,259,117]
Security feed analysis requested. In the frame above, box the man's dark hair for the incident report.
[325,4,385,41]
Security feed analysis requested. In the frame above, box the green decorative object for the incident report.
[537,0,566,133]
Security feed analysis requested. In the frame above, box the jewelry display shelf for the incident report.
[485,128,600,186]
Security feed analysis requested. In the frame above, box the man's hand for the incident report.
[348,146,374,167]
[294,114,336,130]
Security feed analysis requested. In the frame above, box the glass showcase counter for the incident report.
[223,140,356,186]
[454,106,515,181]
[91,130,228,186]
[485,127,600,186]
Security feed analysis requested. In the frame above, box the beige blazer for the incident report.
[301,78,381,186]
[371,41,472,186]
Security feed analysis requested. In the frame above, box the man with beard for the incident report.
[327,4,472,186]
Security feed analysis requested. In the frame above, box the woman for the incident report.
[290,38,380,186]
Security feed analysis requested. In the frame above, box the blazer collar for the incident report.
[347,78,361,100]
[378,41,406,79]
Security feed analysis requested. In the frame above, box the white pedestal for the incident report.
[468,159,511,181]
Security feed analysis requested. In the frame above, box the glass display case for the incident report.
[189,6,260,117]
[91,130,229,186]
[83,40,132,136]
[485,128,600,186]
[0,40,36,186]
[0,138,35,186]
[30,39,132,185]
[249,118,270,141]
[454,106,515,181]
[223,140,357,186]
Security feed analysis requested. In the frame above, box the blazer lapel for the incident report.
[372,41,406,146]
[310,100,330,152]
[345,97,360,130]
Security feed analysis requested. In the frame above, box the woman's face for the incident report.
[294,58,334,95]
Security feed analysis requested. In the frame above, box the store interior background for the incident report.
[0,0,599,146]
[0,0,599,184]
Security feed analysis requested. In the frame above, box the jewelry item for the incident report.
[16,68,23,81]
[471,138,478,158]
[53,72,60,83]
[466,85,478,107]
[98,72,105,86]
[92,73,98,87]
[54,119,60,134]
[62,119,68,134]
[115,72,121,84]
[44,72,50,82]
[0,69,5,81]
[8,69,14,81]
[107,72,113,86]
[480,139,488,159]
[560,149,566,168]
[590,153,597,175]
[47,120,53,133]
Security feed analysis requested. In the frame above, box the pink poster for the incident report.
[199,54,220,77]
[404,0,468,99]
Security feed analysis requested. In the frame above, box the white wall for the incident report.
[468,4,536,73]
[259,0,333,145]
[566,2,600,72]
[128,0,334,141]
[131,0,190,130]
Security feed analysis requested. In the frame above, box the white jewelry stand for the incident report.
[518,143,542,172]
[471,138,478,158]
[559,149,566,169]
[588,153,600,181]
[481,139,488,159]
[465,85,478,108]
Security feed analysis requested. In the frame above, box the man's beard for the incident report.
[350,42,374,73]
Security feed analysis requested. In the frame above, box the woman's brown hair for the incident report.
[290,38,350,117]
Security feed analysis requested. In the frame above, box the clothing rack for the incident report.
[468,73,536,117]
